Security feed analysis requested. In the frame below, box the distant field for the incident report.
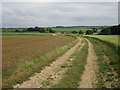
[2,35,76,87]
[52,28,101,33]
[2,28,101,34]
[52,28,92,32]
[1,32,53,36]
[2,28,25,32]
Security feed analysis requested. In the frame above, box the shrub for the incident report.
[86,30,93,35]
[99,28,111,35]
[79,30,83,34]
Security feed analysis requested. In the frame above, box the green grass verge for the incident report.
[2,39,78,88]
[87,38,119,88]
[82,35,119,53]
[52,39,88,88]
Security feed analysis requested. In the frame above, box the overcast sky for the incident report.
[2,2,118,28]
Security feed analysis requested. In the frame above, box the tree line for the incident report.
[15,26,55,33]
[71,25,119,35]
[15,25,119,35]
[98,25,119,35]
[71,28,98,35]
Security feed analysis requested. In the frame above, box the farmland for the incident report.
[2,33,119,88]
[2,1,119,89]
[2,35,76,88]
[2,27,101,34]
[1,32,53,36]
[52,27,93,33]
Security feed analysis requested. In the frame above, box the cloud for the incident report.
[2,0,120,2]
[118,2,120,24]
[2,2,118,27]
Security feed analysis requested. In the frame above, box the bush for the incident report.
[79,30,83,34]
[71,31,78,34]
[27,27,35,32]
[86,30,93,35]
[99,28,111,35]
[93,28,97,33]
[15,29,19,32]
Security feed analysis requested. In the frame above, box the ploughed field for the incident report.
[2,35,76,87]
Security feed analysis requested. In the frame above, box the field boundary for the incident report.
[81,35,119,54]
[88,38,119,88]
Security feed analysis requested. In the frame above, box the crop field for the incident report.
[2,35,76,87]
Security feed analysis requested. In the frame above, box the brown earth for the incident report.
[2,35,75,78]
[13,37,82,88]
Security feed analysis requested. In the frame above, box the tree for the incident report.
[45,28,55,33]
[27,27,35,32]
[15,29,19,32]
[22,29,27,32]
[99,28,111,35]
[110,26,118,35]
[86,30,93,35]
[71,31,78,34]
[92,28,97,33]
[48,28,53,33]
[35,26,40,31]
[79,30,83,34]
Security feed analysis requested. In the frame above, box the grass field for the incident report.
[52,28,93,33]
[2,35,76,88]
[2,28,101,34]
[85,35,119,47]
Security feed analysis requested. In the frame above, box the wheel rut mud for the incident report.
[13,37,83,88]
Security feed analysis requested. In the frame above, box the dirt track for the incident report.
[13,37,98,88]
[13,37,82,88]
[78,39,98,88]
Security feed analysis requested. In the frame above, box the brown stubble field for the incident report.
[2,35,76,87]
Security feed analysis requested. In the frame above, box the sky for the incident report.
[1,2,119,28]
